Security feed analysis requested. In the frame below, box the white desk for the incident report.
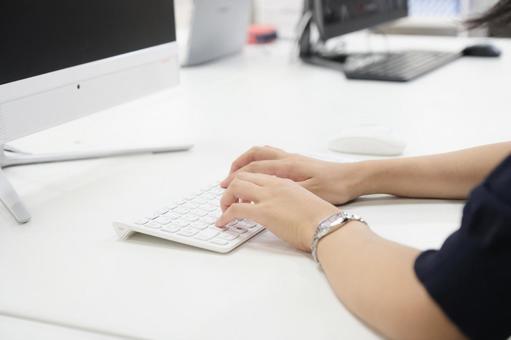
[1,35,510,339]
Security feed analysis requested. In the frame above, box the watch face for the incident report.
[329,216,346,227]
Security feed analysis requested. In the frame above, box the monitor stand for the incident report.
[0,144,192,224]
[296,4,364,72]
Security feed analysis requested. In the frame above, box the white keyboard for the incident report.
[113,184,265,253]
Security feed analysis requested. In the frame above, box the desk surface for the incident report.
[1,35,510,339]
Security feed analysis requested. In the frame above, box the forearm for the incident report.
[354,142,511,199]
[318,222,464,340]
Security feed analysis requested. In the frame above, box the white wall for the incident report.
[253,0,304,39]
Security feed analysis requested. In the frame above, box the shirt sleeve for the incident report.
[414,155,511,340]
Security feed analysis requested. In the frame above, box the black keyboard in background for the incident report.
[342,51,461,82]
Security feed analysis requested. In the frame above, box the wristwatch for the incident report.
[311,211,368,263]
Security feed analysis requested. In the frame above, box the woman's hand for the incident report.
[216,172,339,252]
[220,146,366,205]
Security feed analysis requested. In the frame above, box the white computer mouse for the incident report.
[328,126,406,156]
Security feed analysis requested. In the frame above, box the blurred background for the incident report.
[175,0,507,39]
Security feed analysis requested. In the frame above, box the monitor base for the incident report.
[297,3,352,72]
[300,52,375,72]
[0,169,31,223]
[0,144,193,224]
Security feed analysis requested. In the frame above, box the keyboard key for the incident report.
[208,211,221,219]
[211,238,229,246]
[238,220,257,229]
[203,204,217,212]
[189,221,209,230]
[174,207,190,215]
[210,226,225,233]
[178,227,200,237]
[194,198,209,205]
[164,212,180,220]
[200,216,217,225]
[183,202,199,209]
[145,221,161,229]
[203,193,217,200]
[232,226,248,234]
[183,215,199,222]
[184,194,197,201]
[219,231,239,241]
[135,218,149,225]
[226,220,240,228]
[156,216,173,225]
[161,225,181,233]
[198,187,210,193]
[174,220,190,228]
[213,191,223,198]
[195,227,221,241]
[190,208,209,217]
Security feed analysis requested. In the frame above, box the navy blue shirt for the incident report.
[415,155,511,339]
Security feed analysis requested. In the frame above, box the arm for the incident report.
[221,142,511,203]
[357,142,511,200]
[217,173,465,339]
[219,145,510,339]
[318,222,464,340]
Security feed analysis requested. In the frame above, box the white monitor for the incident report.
[179,0,252,66]
[0,0,187,223]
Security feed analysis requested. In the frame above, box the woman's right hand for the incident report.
[220,146,368,205]
[217,172,340,252]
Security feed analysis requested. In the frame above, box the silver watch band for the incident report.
[311,211,367,263]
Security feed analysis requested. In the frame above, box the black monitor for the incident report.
[299,0,458,82]
[1,0,176,86]
[312,0,408,40]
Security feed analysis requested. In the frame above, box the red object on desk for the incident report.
[248,25,278,44]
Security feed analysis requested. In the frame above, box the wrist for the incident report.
[330,161,376,199]
[317,220,371,265]
[302,205,340,252]
[312,212,369,263]
[354,159,394,196]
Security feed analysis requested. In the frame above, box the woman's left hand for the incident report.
[216,172,339,252]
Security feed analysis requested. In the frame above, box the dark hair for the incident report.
[467,0,511,28]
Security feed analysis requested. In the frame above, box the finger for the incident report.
[229,146,285,175]
[263,145,286,153]
[222,159,289,187]
[300,178,314,191]
[221,147,286,188]
[216,203,259,227]
[220,177,264,212]
[236,171,280,187]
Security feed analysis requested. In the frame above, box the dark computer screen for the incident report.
[313,0,407,40]
[0,0,176,86]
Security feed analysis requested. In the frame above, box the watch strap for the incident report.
[311,211,367,263]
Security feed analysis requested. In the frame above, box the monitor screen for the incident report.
[0,0,176,86]
[314,0,407,40]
